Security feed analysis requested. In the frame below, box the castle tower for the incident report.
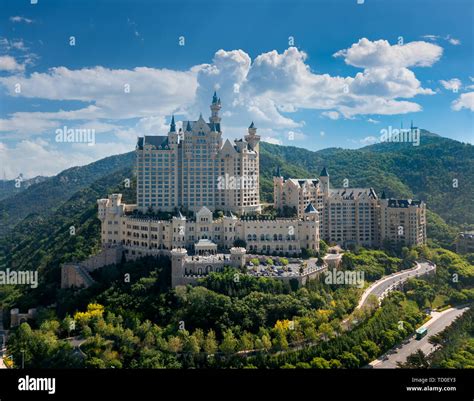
[171,248,188,288]
[230,247,246,269]
[302,203,320,251]
[319,167,330,197]
[210,91,221,124]
[245,122,260,151]
[273,166,284,211]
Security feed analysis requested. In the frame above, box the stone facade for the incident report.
[98,194,320,259]
[136,93,261,215]
[274,168,427,248]
[10,308,37,327]
[60,246,122,289]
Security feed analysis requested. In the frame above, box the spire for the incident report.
[247,121,257,136]
[381,190,386,199]
[186,121,192,131]
[320,167,329,177]
[410,120,414,130]
[210,91,222,124]
[170,115,176,132]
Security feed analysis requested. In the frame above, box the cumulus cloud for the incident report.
[0,39,445,176]
[440,78,461,91]
[334,38,443,68]
[0,41,440,138]
[0,55,25,72]
[261,137,282,145]
[452,92,474,112]
[0,138,133,179]
[321,111,340,120]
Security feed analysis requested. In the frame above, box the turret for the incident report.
[230,247,246,269]
[171,248,188,288]
[319,167,330,196]
[245,121,260,150]
[210,91,221,124]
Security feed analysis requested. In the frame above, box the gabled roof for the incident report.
[304,203,318,213]
[221,139,238,154]
[137,136,169,150]
[287,178,319,188]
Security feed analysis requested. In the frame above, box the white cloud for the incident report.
[351,67,434,97]
[439,78,461,91]
[334,38,443,68]
[0,55,25,72]
[445,35,461,46]
[360,136,379,145]
[0,138,132,179]
[421,35,440,41]
[261,136,282,145]
[452,92,474,112]
[0,40,441,145]
[9,16,33,24]
[321,111,340,120]
[367,118,379,124]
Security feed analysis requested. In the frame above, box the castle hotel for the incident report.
[68,92,427,288]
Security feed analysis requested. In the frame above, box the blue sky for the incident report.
[0,0,473,179]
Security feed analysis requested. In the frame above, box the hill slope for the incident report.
[1,130,472,275]
[0,152,135,237]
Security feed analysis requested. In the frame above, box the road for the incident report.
[357,261,436,310]
[371,306,470,368]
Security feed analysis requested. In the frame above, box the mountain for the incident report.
[259,130,473,227]
[0,152,135,237]
[0,175,48,201]
[1,130,472,278]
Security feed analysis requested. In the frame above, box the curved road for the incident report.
[371,306,470,368]
[357,261,436,310]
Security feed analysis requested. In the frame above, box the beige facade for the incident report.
[136,93,260,215]
[98,194,320,258]
[274,168,426,248]
[379,198,427,247]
